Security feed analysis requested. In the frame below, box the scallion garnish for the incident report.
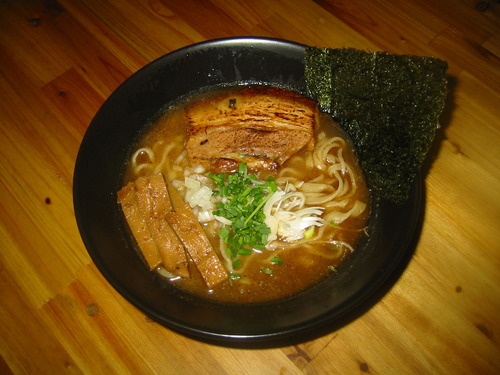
[228,273,241,286]
[261,267,273,275]
[237,248,252,256]
[271,256,283,265]
[210,163,277,262]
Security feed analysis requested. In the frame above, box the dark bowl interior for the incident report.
[73,37,423,346]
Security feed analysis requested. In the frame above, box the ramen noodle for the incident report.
[119,86,370,303]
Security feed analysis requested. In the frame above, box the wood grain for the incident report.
[1,0,499,374]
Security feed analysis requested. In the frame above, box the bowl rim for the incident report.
[73,37,423,345]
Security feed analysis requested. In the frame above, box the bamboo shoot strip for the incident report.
[117,182,162,269]
[118,174,190,277]
[137,174,190,278]
[166,183,228,288]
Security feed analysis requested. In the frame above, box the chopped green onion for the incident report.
[238,162,247,174]
[219,226,230,240]
[261,267,273,275]
[266,176,278,192]
[237,248,252,256]
[271,256,283,265]
[228,273,241,286]
[210,163,277,264]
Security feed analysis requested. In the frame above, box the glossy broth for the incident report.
[124,86,370,304]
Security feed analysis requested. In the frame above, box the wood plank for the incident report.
[76,0,204,60]
[0,0,498,373]
[0,252,83,375]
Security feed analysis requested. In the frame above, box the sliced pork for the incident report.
[185,86,317,171]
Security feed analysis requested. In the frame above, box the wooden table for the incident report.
[1,1,499,374]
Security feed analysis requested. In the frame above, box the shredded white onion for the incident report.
[264,190,324,243]
[213,215,232,225]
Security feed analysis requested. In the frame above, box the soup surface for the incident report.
[121,85,370,304]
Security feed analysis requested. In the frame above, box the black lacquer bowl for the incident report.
[73,37,423,346]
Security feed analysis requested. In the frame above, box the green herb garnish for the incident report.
[228,273,241,286]
[271,256,283,265]
[261,267,273,275]
[210,163,277,261]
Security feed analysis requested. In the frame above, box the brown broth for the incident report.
[124,86,370,304]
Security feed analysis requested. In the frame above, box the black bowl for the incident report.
[73,37,423,346]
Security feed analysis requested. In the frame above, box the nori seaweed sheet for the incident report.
[305,47,448,203]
